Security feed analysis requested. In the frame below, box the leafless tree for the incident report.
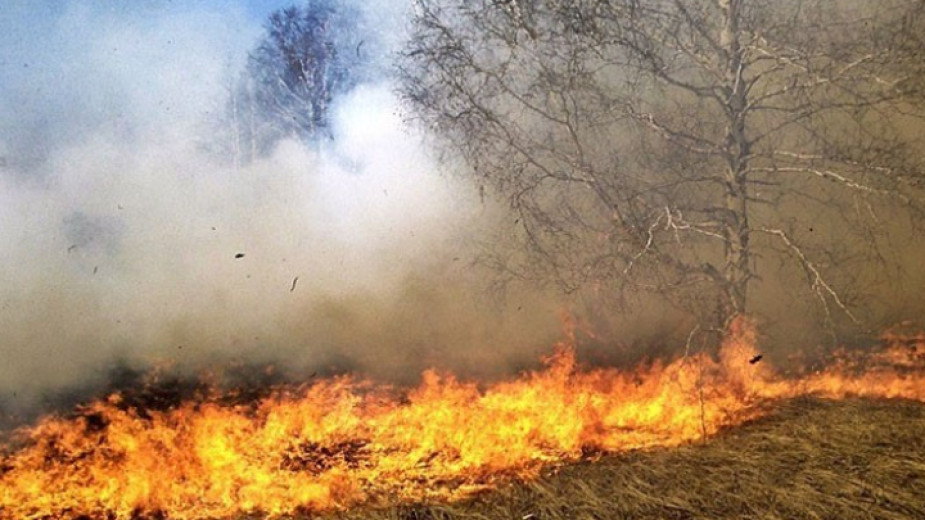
[400,0,925,341]
[214,1,374,165]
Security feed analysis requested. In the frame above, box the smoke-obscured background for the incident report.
[0,0,565,423]
[4,0,925,426]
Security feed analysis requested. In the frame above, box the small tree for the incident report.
[401,0,925,342]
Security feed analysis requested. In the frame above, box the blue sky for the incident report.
[228,0,302,20]
[0,0,302,166]
[0,0,406,166]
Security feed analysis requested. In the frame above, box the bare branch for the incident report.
[756,227,861,326]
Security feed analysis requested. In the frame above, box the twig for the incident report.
[681,324,707,441]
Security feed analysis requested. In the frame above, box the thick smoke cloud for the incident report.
[0,1,561,420]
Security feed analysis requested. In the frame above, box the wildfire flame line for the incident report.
[1,318,924,519]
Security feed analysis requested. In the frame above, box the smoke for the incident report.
[0,0,562,420]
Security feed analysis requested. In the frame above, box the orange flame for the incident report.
[1,317,924,519]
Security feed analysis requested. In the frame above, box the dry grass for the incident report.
[307,398,925,520]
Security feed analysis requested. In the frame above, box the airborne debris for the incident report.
[235,253,245,259]
[290,276,299,292]
[749,354,764,365]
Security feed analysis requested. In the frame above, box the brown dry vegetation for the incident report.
[309,398,925,520]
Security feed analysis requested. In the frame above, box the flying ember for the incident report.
[1,318,924,520]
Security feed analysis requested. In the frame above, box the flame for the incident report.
[1,317,924,519]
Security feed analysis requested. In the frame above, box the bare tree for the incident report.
[248,3,352,144]
[216,1,376,164]
[400,0,925,341]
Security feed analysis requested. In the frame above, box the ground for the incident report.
[307,398,925,520]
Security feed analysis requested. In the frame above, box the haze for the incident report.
[0,0,561,419]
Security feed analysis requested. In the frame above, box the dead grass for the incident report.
[308,398,925,520]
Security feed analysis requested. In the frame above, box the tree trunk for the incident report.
[719,0,751,323]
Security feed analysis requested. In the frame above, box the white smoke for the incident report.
[0,1,560,415]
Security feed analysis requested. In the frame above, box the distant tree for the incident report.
[401,0,925,343]
[223,1,371,164]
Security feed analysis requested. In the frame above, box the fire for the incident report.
[1,318,924,519]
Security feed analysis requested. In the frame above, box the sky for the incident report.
[0,0,562,415]
[0,1,286,161]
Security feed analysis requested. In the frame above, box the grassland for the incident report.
[309,398,925,520]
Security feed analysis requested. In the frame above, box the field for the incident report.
[319,398,925,520]
[4,328,924,520]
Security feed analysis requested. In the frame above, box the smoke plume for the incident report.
[0,0,561,423]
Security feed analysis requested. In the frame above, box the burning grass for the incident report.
[1,318,924,519]
[330,397,925,520]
